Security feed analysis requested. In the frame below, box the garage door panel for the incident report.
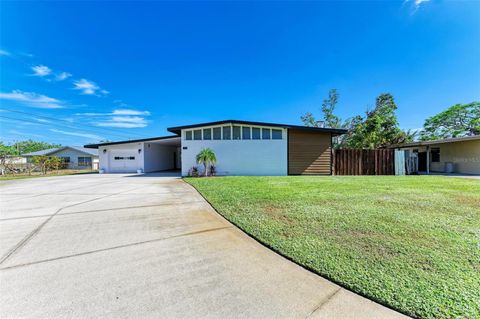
[109,150,139,172]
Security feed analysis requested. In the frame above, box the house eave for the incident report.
[84,135,180,149]
[167,120,348,135]
[390,135,480,148]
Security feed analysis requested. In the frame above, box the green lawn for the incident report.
[186,176,480,319]
[0,169,97,181]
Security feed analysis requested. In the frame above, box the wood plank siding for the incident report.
[288,129,332,175]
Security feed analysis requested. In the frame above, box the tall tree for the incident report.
[0,140,61,156]
[301,89,343,128]
[14,140,61,154]
[420,102,480,140]
[343,93,408,149]
[321,89,342,128]
[301,91,412,148]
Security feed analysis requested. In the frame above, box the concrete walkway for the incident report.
[0,174,408,318]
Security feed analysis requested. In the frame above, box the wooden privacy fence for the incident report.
[333,149,395,175]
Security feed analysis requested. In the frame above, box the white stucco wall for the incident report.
[143,143,177,172]
[181,127,288,176]
[98,142,144,173]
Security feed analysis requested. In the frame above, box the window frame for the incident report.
[213,127,221,140]
[232,126,241,140]
[193,129,202,140]
[113,156,135,160]
[262,128,271,140]
[271,129,283,140]
[242,126,251,140]
[185,131,192,140]
[78,156,92,166]
[222,126,231,140]
[203,128,212,140]
[252,127,261,140]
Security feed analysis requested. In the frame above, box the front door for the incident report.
[418,152,427,171]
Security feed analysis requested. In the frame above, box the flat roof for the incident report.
[167,119,348,135]
[84,120,348,149]
[391,135,480,148]
[84,135,180,149]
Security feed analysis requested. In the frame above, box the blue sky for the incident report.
[1,1,479,145]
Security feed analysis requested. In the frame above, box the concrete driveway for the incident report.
[0,174,407,319]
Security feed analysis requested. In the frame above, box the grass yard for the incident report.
[186,176,480,319]
[0,169,97,181]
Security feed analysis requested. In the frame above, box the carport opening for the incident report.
[144,137,182,173]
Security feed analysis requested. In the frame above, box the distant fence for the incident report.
[333,149,395,175]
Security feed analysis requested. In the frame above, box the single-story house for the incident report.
[84,120,347,176]
[392,135,480,175]
[23,146,99,170]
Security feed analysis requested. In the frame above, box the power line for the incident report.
[0,115,141,141]
[0,108,149,139]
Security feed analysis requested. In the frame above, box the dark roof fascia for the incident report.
[390,135,480,148]
[84,135,180,149]
[167,120,348,135]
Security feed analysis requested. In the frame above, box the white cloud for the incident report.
[32,65,52,77]
[49,128,102,141]
[415,0,429,6]
[405,0,430,13]
[75,108,150,128]
[76,109,150,116]
[96,122,147,128]
[0,49,10,56]
[73,78,108,96]
[35,118,52,123]
[112,109,151,116]
[73,79,98,95]
[96,116,148,128]
[55,72,72,81]
[0,90,64,109]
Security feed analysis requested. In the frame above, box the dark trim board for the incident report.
[287,128,290,175]
[330,133,333,176]
[85,135,180,148]
[168,119,347,135]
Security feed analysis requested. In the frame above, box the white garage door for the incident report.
[109,150,139,172]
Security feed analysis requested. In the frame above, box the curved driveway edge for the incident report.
[0,174,409,318]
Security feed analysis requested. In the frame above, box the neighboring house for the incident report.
[85,120,347,176]
[23,146,99,170]
[393,135,480,175]
[1,156,27,165]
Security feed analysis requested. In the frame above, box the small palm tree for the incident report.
[196,148,217,177]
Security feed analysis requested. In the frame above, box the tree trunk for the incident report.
[204,163,208,177]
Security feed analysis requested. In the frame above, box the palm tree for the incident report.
[196,148,217,177]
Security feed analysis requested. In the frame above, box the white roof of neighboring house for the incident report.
[23,146,99,157]
[392,135,480,148]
